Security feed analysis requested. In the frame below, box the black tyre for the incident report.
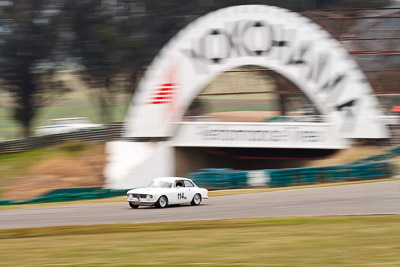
[129,202,139,209]
[156,196,168,208]
[191,193,202,206]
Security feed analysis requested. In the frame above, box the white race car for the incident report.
[126,177,208,209]
[35,117,102,135]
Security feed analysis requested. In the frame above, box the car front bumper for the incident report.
[126,198,156,206]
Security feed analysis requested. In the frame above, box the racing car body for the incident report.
[35,117,102,135]
[126,177,208,208]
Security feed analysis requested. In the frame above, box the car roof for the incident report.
[152,177,191,182]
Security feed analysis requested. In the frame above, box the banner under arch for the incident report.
[125,5,387,139]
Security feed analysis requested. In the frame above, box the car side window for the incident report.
[184,180,195,187]
[175,180,184,187]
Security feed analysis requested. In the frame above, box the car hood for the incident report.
[127,187,171,194]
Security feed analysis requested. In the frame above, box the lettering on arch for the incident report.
[125,5,387,139]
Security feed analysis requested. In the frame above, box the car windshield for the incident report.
[148,180,172,188]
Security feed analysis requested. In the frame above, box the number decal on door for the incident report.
[178,193,186,200]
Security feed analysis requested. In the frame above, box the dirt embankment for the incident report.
[3,143,106,201]
[305,146,388,167]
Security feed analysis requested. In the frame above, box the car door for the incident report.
[173,180,187,204]
[183,180,196,202]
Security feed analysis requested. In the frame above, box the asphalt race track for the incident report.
[1,180,399,229]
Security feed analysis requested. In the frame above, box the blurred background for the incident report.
[0,0,399,140]
[0,0,400,200]
[1,3,400,266]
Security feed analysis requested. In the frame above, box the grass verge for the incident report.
[0,215,400,266]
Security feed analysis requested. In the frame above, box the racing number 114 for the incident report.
[178,193,186,200]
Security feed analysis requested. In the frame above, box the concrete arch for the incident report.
[124,5,387,139]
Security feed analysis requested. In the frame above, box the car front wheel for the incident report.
[156,196,168,208]
[191,193,202,206]
[129,202,139,209]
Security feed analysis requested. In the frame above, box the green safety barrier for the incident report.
[189,168,239,189]
[41,187,102,196]
[0,187,129,206]
[0,199,13,205]
[268,161,393,188]
[190,161,394,189]
[230,171,250,188]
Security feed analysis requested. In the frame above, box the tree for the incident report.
[63,0,144,124]
[0,0,67,137]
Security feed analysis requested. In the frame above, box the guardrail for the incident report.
[0,187,128,206]
[0,123,124,154]
[189,161,395,189]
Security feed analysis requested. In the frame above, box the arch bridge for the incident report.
[105,5,387,189]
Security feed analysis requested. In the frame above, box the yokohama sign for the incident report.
[125,5,387,139]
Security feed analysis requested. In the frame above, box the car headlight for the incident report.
[146,195,153,201]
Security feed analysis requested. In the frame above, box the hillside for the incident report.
[0,142,105,201]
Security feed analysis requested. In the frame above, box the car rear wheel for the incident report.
[129,202,139,209]
[156,196,168,208]
[191,193,202,206]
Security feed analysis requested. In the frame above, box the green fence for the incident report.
[268,161,393,187]
[190,161,394,189]
[189,169,250,189]
[0,187,128,206]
